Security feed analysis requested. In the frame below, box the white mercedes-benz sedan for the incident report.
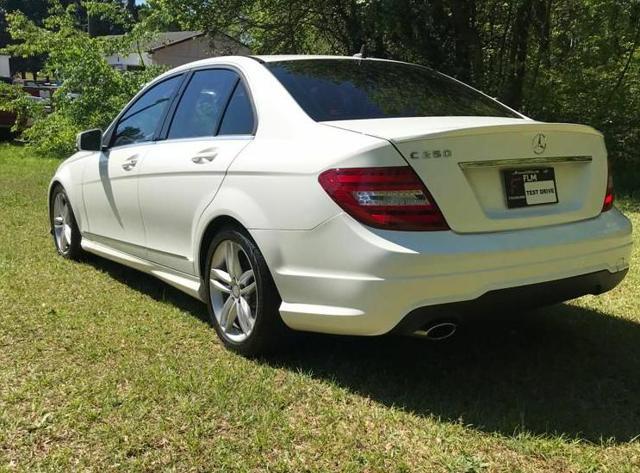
[49,55,632,355]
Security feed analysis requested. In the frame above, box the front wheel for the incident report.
[204,227,288,356]
[50,186,83,260]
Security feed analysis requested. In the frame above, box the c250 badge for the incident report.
[409,149,452,159]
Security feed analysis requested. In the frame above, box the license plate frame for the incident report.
[502,167,559,208]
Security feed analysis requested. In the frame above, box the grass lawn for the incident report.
[1,142,639,472]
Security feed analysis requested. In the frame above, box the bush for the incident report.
[1,1,166,157]
[0,82,47,135]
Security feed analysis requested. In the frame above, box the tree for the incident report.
[0,0,164,155]
[0,0,50,77]
[152,0,640,169]
[0,0,142,78]
[125,0,138,21]
[1,0,638,170]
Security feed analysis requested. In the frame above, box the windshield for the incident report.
[266,59,521,121]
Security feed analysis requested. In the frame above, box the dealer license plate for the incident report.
[502,167,558,208]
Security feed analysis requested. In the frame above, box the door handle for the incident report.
[191,148,218,164]
[192,155,217,163]
[121,155,138,171]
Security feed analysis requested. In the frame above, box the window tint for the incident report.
[113,75,182,147]
[168,69,238,140]
[266,59,520,121]
[219,82,255,135]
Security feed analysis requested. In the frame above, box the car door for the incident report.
[82,74,184,257]
[137,68,256,274]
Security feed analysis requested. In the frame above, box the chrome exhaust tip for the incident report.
[413,321,458,341]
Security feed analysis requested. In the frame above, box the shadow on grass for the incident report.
[81,253,209,323]
[270,306,640,444]
[83,253,639,443]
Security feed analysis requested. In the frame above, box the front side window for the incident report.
[113,75,182,147]
[266,59,521,121]
[167,69,239,140]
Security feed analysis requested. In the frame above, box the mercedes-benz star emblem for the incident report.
[533,133,547,155]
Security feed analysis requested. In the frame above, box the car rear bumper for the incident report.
[251,208,632,336]
[393,268,628,334]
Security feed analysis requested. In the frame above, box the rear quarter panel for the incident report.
[192,124,406,276]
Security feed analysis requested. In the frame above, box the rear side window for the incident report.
[266,59,520,121]
[219,82,255,135]
[113,75,182,147]
[168,69,238,140]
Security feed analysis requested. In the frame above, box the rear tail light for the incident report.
[602,160,615,212]
[318,166,449,231]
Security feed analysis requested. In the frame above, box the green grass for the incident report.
[1,142,639,472]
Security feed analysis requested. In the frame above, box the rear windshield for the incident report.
[266,59,520,121]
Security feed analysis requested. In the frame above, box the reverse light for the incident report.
[602,161,615,212]
[318,166,449,231]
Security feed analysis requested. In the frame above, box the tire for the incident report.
[50,185,83,260]
[204,226,289,356]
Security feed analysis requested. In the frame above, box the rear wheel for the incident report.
[204,227,288,356]
[50,186,83,260]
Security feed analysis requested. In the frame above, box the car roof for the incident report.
[252,54,408,65]
[150,54,410,86]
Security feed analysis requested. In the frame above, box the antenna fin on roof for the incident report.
[353,44,367,59]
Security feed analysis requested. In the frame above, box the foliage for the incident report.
[0,0,142,75]
[0,0,50,75]
[154,0,640,170]
[472,0,637,168]
[0,1,165,156]
[0,82,46,133]
[1,0,638,166]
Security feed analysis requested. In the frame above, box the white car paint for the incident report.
[49,55,633,336]
[254,209,631,334]
[138,137,252,274]
[327,118,609,233]
[82,144,149,257]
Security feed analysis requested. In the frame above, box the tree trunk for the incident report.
[502,0,534,109]
[529,0,552,92]
[126,0,139,21]
[451,0,480,82]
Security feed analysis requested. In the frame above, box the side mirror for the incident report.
[76,129,103,152]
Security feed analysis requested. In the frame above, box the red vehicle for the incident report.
[0,80,55,137]
[0,77,15,135]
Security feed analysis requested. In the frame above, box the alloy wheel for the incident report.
[53,192,73,253]
[209,240,258,342]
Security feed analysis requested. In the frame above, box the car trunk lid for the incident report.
[324,117,607,233]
